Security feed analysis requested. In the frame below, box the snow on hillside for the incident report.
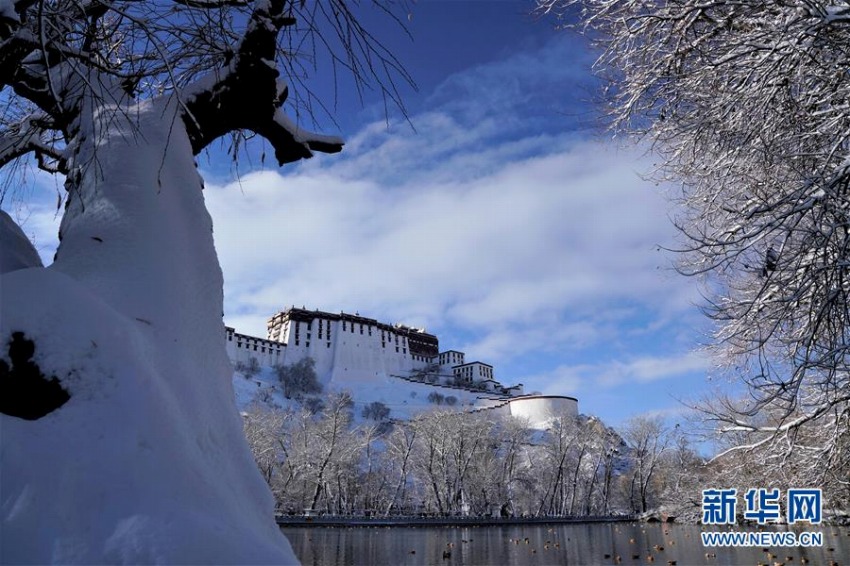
[234,365,502,423]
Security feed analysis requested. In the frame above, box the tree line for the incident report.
[242,396,706,518]
[540,0,850,489]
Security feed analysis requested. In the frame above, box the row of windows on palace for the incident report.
[453,363,494,380]
[286,319,409,341]
[227,331,462,366]
[227,331,415,357]
[283,319,419,356]
[227,333,283,356]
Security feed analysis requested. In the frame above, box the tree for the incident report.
[304,391,358,512]
[242,404,288,485]
[275,357,322,400]
[0,0,410,560]
[544,0,850,470]
[427,391,445,405]
[537,415,582,516]
[622,416,669,514]
[381,423,418,515]
[657,424,704,518]
[408,410,494,516]
[362,400,390,421]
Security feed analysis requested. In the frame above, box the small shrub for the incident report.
[235,356,261,378]
[362,401,390,421]
[427,391,445,405]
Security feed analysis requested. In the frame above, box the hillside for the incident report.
[232,364,509,425]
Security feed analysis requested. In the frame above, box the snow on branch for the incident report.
[1,0,407,172]
[258,109,343,164]
[0,114,64,173]
[181,0,343,163]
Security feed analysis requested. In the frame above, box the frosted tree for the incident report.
[544,0,850,477]
[0,0,409,561]
[622,416,669,514]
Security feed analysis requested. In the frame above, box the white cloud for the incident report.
[205,137,694,345]
[529,351,711,395]
[198,34,706,372]
[2,35,707,423]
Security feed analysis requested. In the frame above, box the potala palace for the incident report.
[227,307,577,428]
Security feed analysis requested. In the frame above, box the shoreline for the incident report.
[276,515,637,528]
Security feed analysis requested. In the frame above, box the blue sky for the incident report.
[8,0,716,430]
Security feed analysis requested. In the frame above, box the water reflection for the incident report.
[281,522,849,566]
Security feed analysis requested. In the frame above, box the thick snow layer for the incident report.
[0,210,43,274]
[1,100,296,563]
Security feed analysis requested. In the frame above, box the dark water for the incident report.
[282,522,850,566]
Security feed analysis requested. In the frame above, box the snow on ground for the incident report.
[0,210,44,273]
[235,364,502,423]
[1,99,295,563]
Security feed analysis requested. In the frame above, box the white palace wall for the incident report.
[227,308,578,429]
[225,327,285,368]
[264,309,440,387]
[506,395,579,429]
[281,318,423,386]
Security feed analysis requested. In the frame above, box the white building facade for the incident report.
[225,327,285,368]
[227,306,541,405]
[261,307,442,385]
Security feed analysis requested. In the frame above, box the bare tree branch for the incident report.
[545,0,850,483]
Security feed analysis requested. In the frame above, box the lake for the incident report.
[282,522,849,565]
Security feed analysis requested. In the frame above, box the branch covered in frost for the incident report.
[543,0,850,469]
[0,0,410,201]
[254,109,343,164]
[0,114,65,173]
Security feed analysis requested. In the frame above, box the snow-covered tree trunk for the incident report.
[1,94,299,562]
[0,0,409,559]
